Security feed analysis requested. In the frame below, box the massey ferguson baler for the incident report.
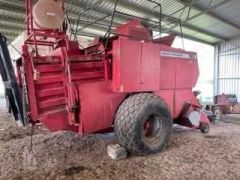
[0,0,210,155]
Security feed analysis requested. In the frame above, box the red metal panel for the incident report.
[154,34,176,46]
[116,19,141,37]
[78,81,126,134]
[70,62,103,71]
[141,42,160,91]
[159,58,176,89]
[40,110,77,132]
[159,46,199,89]
[176,57,199,88]
[116,19,151,41]
[174,89,193,118]
[113,40,162,92]
[112,39,142,92]
[71,71,104,81]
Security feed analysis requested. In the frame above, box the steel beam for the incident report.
[177,0,240,30]
[100,0,225,42]
[0,21,24,30]
[0,0,224,44]
[0,16,24,26]
[0,26,22,33]
[179,23,227,41]
[0,29,19,35]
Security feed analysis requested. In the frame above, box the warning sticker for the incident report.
[160,51,196,59]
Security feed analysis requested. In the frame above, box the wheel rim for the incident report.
[143,114,164,143]
[205,126,209,133]
[214,109,221,117]
[201,123,209,133]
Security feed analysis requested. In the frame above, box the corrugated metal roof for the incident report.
[211,0,240,26]
[0,0,239,44]
[194,0,225,8]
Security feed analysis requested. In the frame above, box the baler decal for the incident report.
[160,51,196,59]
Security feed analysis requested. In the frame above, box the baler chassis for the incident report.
[1,0,210,155]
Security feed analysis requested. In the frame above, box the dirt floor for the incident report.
[0,99,240,180]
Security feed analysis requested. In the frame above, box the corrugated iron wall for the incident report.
[214,37,240,99]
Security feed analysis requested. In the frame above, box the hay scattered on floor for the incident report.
[0,100,240,180]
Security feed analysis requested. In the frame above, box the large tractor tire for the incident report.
[114,93,173,155]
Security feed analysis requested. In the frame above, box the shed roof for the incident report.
[0,0,239,45]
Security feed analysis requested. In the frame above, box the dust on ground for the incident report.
[0,99,240,180]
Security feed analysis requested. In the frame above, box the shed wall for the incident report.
[214,37,240,100]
